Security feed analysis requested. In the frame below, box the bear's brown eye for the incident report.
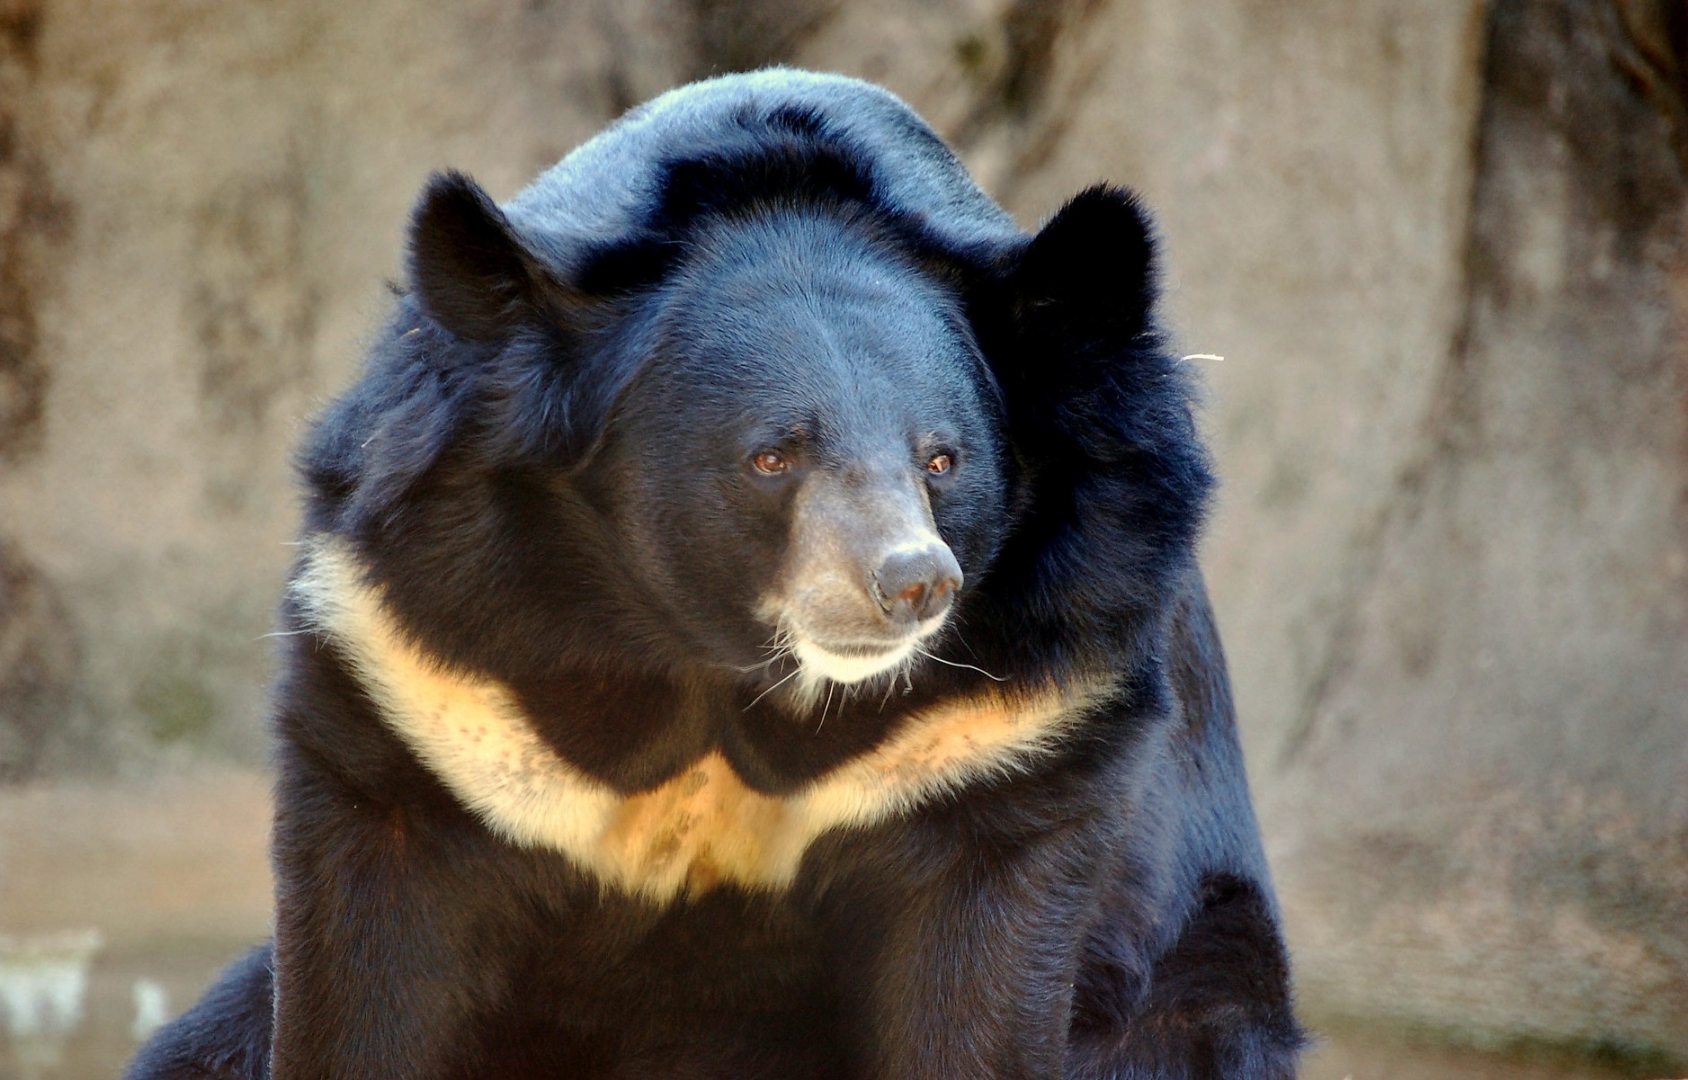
[752,450,789,475]
[926,453,953,476]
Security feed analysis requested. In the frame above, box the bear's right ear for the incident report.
[407,170,562,342]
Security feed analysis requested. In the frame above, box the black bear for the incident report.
[127,69,1301,1079]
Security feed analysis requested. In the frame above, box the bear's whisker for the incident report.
[743,665,801,712]
[878,669,901,712]
[816,681,837,733]
[913,646,1007,682]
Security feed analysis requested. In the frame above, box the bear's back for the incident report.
[505,69,1021,270]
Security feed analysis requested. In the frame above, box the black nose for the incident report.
[872,545,963,623]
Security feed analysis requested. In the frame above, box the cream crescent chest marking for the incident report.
[291,538,1104,903]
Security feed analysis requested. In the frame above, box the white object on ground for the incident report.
[132,977,171,1041]
[0,929,103,1040]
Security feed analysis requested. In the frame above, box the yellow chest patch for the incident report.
[292,539,1101,902]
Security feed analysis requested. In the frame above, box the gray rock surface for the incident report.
[0,0,1682,1062]
[1270,0,1688,1058]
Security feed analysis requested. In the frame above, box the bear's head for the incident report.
[582,206,1005,701]
[297,120,1209,774]
[395,164,1012,705]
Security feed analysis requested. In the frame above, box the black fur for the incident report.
[128,70,1301,1079]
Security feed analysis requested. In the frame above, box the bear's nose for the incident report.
[872,545,963,624]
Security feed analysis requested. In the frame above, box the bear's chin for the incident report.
[793,636,918,686]
[780,610,951,703]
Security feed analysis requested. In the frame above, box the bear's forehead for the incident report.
[669,207,938,300]
[636,303,983,444]
[597,208,991,445]
[670,288,963,376]
[653,251,975,393]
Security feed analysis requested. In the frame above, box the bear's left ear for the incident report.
[407,170,572,342]
[1003,184,1157,346]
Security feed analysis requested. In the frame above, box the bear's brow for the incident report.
[747,420,815,447]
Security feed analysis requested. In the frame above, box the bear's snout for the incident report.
[872,545,962,624]
[760,465,967,688]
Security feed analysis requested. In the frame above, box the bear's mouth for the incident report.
[790,633,919,691]
[808,640,906,659]
[785,614,950,691]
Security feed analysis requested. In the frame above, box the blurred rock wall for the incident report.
[0,0,1683,1063]
[1273,0,1688,1061]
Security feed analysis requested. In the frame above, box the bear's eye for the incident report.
[751,450,789,475]
[926,453,954,476]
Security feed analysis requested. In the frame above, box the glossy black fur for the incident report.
[126,71,1301,1080]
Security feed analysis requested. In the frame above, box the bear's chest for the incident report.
[294,540,1096,903]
